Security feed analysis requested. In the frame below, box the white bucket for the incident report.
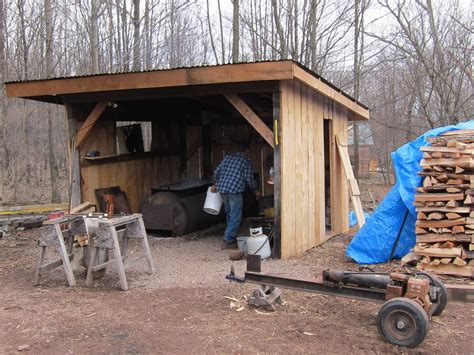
[203,187,223,215]
[247,235,271,259]
[237,236,249,253]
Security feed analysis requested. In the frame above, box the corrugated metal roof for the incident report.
[5,60,367,109]
[5,59,289,84]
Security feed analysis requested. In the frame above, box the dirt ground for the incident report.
[1,213,473,355]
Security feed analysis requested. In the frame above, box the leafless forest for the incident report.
[0,0,471,205]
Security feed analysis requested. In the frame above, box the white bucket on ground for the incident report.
[203,187,223,215]
[247,235,271,259]
[237,236,249,253]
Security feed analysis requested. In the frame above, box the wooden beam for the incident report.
[272,89,281,258]
[6,62,294,98]
[335,134,365,227]
[224,94,275,148]
[75,102,108,149]
[293,65,369,121]
[201,112,213,179]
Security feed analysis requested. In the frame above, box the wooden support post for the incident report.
[75,101,108,149]
[178,116,188,180]
[272,90,281,258]
[65,104,82,210]
[224,94,275,148]
[335,134,366,227]
[201,111,213,179]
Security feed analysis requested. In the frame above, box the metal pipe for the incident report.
[242,271,387,303]
[323,269,391,290]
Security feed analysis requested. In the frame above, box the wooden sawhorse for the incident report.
[85,214,155,291]
[35,215,88,287]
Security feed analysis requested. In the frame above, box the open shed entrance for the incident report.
[78,88,278,245]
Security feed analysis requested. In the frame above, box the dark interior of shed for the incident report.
[77,88,276,237]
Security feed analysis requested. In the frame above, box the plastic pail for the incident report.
[203,187,223,215]
[247,235,271,259]
[237,236,249,253]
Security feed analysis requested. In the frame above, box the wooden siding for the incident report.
[81,156,180,212]
[280,80,325,258]
[280,80,349,258]
[79,119,181,212]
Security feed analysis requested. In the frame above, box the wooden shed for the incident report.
[5,60,369,258]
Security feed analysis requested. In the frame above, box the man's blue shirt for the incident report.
[214,152,258,194]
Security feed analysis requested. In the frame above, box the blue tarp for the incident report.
[349,211,372,227]
[346,120,474,264]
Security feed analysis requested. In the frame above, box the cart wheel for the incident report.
[377,298,429,348]
[429,275,448,316]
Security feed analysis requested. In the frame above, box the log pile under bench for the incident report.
[414,129,474,278]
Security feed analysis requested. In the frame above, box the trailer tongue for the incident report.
[226,254,448,348]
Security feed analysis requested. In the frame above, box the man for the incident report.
[211,145,261,248]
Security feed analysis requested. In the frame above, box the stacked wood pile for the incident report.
[414,129,474,278]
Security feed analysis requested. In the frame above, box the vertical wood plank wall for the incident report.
[79,119,181,212]
[280,80,325,258]
[280,80,349,258]
[81,156,180,212]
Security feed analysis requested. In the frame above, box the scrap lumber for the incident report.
[0,203,68,215]
[335,135,365,227]
[70,201,96,214]
[415,132,474,278]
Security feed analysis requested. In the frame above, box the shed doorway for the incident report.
[324,119,332,233]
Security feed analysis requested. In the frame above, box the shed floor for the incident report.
[0,226,472,354]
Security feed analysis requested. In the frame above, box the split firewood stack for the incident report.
[414,129,474,278]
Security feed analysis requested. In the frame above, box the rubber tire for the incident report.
[430,275,448,316]
[377,298,429,348]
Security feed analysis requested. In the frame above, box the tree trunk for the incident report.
[232,0,240,63]
[0,0,6,204]
[271,0,288,59]
[45,0,61,202]
[217,0,225,63]
[144,0,152,69]
[352,0,361,180]
[132,0,141,71]
[90,0,99,74]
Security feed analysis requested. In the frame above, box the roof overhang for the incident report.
[5,61,369,121]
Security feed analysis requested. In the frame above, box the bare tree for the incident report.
[0,0,5,203]
[232,0,240,63]
[368,0,472,127]
[90,0,100,73]
[132,0,140,70]
[271,0,288,59]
